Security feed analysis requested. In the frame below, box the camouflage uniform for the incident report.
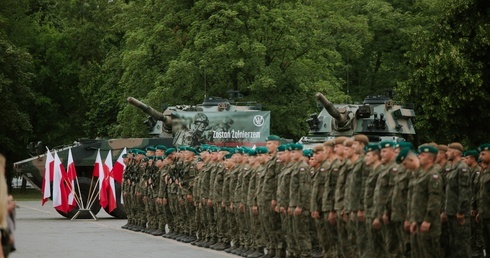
[444,160,472,258]
[181,159,198,239]
[408,166,442,258]
[364,164,387,258]
[136,161,148,230]
[277,161,296,255]
[347,156,368,258]
[391,166,411,257]
[256,155,281,257]
[334,159,350,258]
[478,166,490,255]
[247,164,264,255]
[310,160,330,255]
[373,161,398,257]
[211,162,227,248]
[438,162,451,257]
[470,164,483,257]
[322,158,341,258]
[228,164,243,249]
[289,160,312,258]
[123,159,135,228]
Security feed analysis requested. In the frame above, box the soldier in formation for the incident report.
[118,136,490,258]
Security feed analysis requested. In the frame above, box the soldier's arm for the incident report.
[457,167,472,215]
[425,172,442,223]
[300,169,311,209]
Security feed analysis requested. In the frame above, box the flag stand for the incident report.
[71,177,100,221]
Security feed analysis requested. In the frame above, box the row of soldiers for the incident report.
[120,135,490,258]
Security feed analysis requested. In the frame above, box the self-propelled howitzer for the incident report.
[300,92,416,147]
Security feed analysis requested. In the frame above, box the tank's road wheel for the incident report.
[55,177,101,219]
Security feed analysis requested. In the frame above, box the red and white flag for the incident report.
[41,148,54,206]
[93,149,106,208]
[66,148,78,208]
[104,150,117,212]
[53,151,69,213]
[111,148,127,184]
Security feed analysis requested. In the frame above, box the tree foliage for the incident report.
[1,0,489,165]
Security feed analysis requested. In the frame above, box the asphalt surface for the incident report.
[13,201,235,258]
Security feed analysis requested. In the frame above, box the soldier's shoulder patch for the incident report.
[391,168,398,173]
[462,168,468,173]
[320,168,325,172]
[333,168,339,173]
[432,174,439,179]
[477,171,481,175]
[190,166,194,169]
[445,168,450,172]
[300,168,305,172]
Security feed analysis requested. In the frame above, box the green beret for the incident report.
[364,143,380,153]
[247,149,257,156]
[218,147,230,152]
[379,141,395,149]
[465,150,479,159]
[227,148,236,155]
[277,145,288,152]
[418,145,438,154]
[146,146,156,152]
[155,156,164,161]
[177,146,187,151]
[127,149,134,154]
[208,146,219,153]
[187,147,198,155]
[478,143,490,152]
[197,157,204,162]
[255,146,268,154]
[396,147,412,164]
[395,141,413,150]
[234,147,244,154]
[155,145,167,151]
[223,154,233,160]
[122,154,128,158]
[303,149,313,158]
[289,143,303,151]
[266,135,281,141]
[197,144,209,153]
[135,149,146,155]
[165,148,176,156]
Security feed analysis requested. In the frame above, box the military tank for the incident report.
[299,92,416,148]
[13,95,270,219]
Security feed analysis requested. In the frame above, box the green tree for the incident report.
[398,0,490,146]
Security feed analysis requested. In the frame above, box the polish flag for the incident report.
[53,151,69,213]
[66,148,78,208]
[111,148,127,183]
[41,149,54,206]
[93,149,107,208]
[104,151,117,212]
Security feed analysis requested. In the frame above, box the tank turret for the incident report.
[127,97,173,136]
[300,92,416,148]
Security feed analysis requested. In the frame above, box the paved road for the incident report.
[13,201,235,258]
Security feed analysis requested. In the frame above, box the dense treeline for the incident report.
[1,0,489,167]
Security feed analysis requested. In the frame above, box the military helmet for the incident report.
[194,113,209,124]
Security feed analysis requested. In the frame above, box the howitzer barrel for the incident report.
[316,93,342,121]
[127,97,167,121]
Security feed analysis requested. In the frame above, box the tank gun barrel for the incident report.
[127,97,167,122]
[316,93,342,121]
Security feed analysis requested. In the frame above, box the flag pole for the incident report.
[86,176,96,208]
[74,176,84,209]
[63,180,83,210]
[86,177,100,209]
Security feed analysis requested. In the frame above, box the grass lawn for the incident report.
[10,188,42,201]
